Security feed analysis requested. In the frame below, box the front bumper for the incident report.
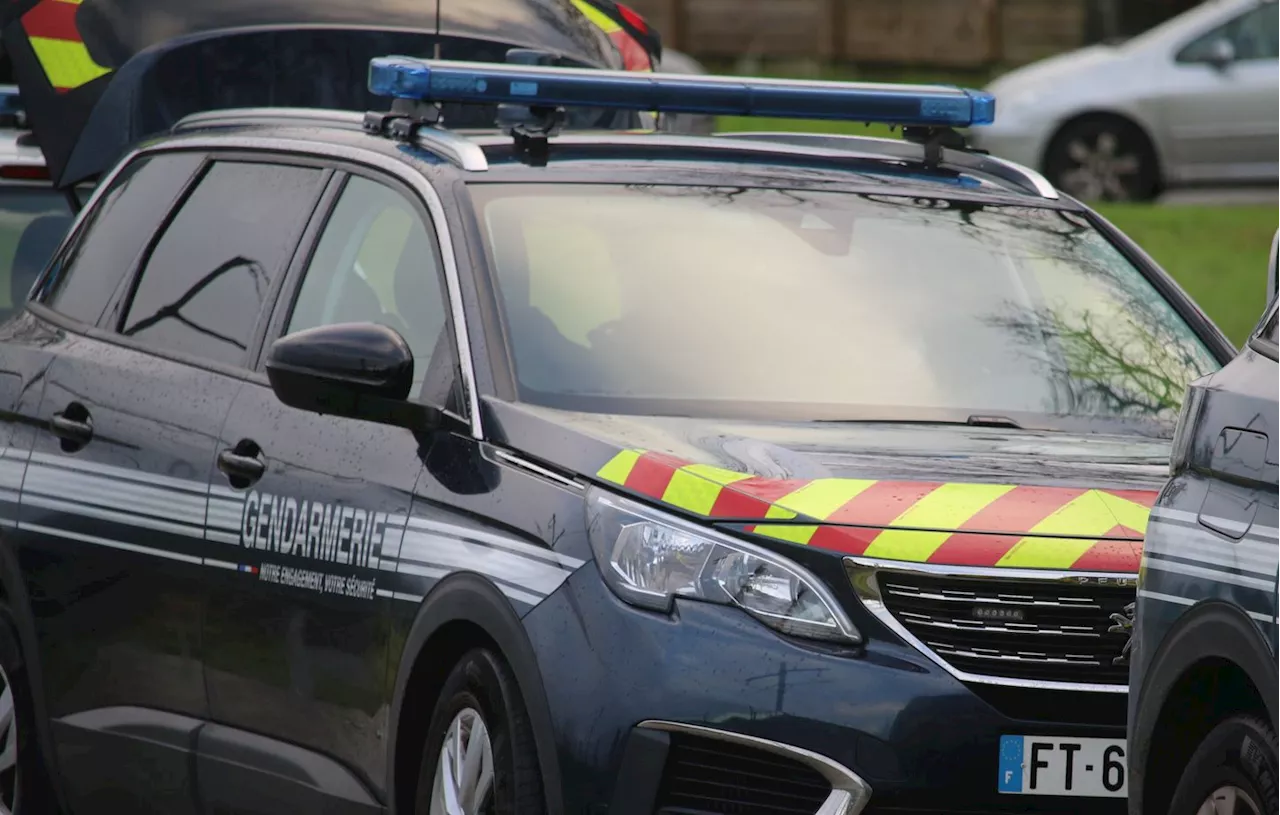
[523,564,1128,814]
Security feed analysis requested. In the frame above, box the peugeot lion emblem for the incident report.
[1109,601,1136,666]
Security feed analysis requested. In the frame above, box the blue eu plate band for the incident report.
[367,57,997,129]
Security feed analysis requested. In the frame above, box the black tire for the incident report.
[0,605,55,815]
[1043,116,1160,202]
[413,648,543,815]
[1168,715,1278,815]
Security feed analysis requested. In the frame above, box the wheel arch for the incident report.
[1130,600,1278,815]
[1041,109,1167,195]
[385,572,564,815]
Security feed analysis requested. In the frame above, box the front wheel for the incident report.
[414,648,544,815]
[1168,714,1278,815]
[1043,116,1159,202]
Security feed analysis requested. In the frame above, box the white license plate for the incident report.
[998,735,1128,797]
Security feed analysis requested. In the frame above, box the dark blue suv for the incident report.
[0,59,1239,815]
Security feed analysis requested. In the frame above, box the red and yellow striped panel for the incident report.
[596,449,1156,572]
[21,0,111,93]
[570,0,653,72]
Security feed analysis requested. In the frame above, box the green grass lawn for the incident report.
[1095,204,1277,347]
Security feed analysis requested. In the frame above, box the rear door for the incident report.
[199,168,460,810]
[17,151,326,812]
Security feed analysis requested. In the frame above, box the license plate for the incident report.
[998,735,1127,797]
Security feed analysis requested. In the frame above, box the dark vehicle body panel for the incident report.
[0,119,1241,815]
[1,0,621,186]
[1128,299,1279,815]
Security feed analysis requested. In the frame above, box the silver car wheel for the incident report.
[0,664,19,815]
[430,707,494,815]
[1196,785,1263,815]
[1059,131,1141,200]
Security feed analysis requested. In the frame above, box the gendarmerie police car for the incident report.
[1127,239,1278,815]
[0,59,1234,815]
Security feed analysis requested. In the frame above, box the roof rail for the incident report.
[716,131,1057,199]
[172,107,489,172]
[172,108,367,133]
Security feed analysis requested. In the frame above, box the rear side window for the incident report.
[119,160,324,367]
[39,152,206,326]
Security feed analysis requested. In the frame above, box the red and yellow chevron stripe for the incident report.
[597,449,1156,573]
[570,0,653,72]
[21,0,111,93]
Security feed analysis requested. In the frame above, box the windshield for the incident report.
[470,183,1219,434]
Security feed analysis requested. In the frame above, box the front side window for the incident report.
[470,184,1220,434]
[119,160,324,366]
[286,174,456,403]
[1178,2,1279,62]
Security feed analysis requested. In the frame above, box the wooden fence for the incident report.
[628,0,1092,68]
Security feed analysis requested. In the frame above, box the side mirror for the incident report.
[266,322,432,427]
[1206,37,1236,69]
[1268,230,1278,306]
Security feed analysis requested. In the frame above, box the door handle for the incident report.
[217,443,265,489]
[50,404,93,451]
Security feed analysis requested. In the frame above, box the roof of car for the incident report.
[165,107,1069,206]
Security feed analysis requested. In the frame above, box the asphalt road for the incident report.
[1159,187,1277,206]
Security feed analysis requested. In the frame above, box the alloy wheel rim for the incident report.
[1196,785,1263,815]
[0,663,18,815]
[430,707,495,815]
[1058,131,1141,200]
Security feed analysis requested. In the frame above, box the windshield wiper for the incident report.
[966,415,1022,429]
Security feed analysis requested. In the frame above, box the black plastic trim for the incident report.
[609,727,670,815]
[197,723,382,814]
[1129,600,1280,815]
[385,572,564,815]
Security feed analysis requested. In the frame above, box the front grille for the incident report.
[655,733,832,815]
[875,570,1134,685]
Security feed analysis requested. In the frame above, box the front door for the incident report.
[1161,1,1279,182]
[201,169,463,809]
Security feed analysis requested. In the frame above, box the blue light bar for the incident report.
[368,57,996,128]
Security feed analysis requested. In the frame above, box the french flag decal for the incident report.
[238,564,259,575]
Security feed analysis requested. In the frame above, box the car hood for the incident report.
[986,44,1128,98]
[492,401,1167,573]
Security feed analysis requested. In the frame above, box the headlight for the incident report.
[585,487,860,644]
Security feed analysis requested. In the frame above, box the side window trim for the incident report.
[258,165,469,424]
[1248,303,1279,361]
[92,152,331,378]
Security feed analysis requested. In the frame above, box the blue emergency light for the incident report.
[367,57,996,129]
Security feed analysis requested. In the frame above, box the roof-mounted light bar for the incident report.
[367,57,996,129]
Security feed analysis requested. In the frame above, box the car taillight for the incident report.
[0,164,50,180]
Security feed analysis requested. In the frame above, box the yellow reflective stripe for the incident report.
[570,0,623,33]
[597,449,642,485]
[769,479,876,521]
[662,466,750,515]
[1098,492,1150,534]
[996,536,1096,570]
[996,491,1119,568]
[752,524,819,545]
[29,37,109,90]
[864,483,1015,561]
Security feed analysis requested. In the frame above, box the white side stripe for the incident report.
[1140,589,1276,625]
[23,493,202,539]
[24,466,206,525]
[406,516,585,570]
[400,531,573,595]
[1141,556,1277,592]
[19,522,203,565]
[204,558,240,570]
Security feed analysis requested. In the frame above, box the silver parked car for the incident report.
[969,0,1278,201]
